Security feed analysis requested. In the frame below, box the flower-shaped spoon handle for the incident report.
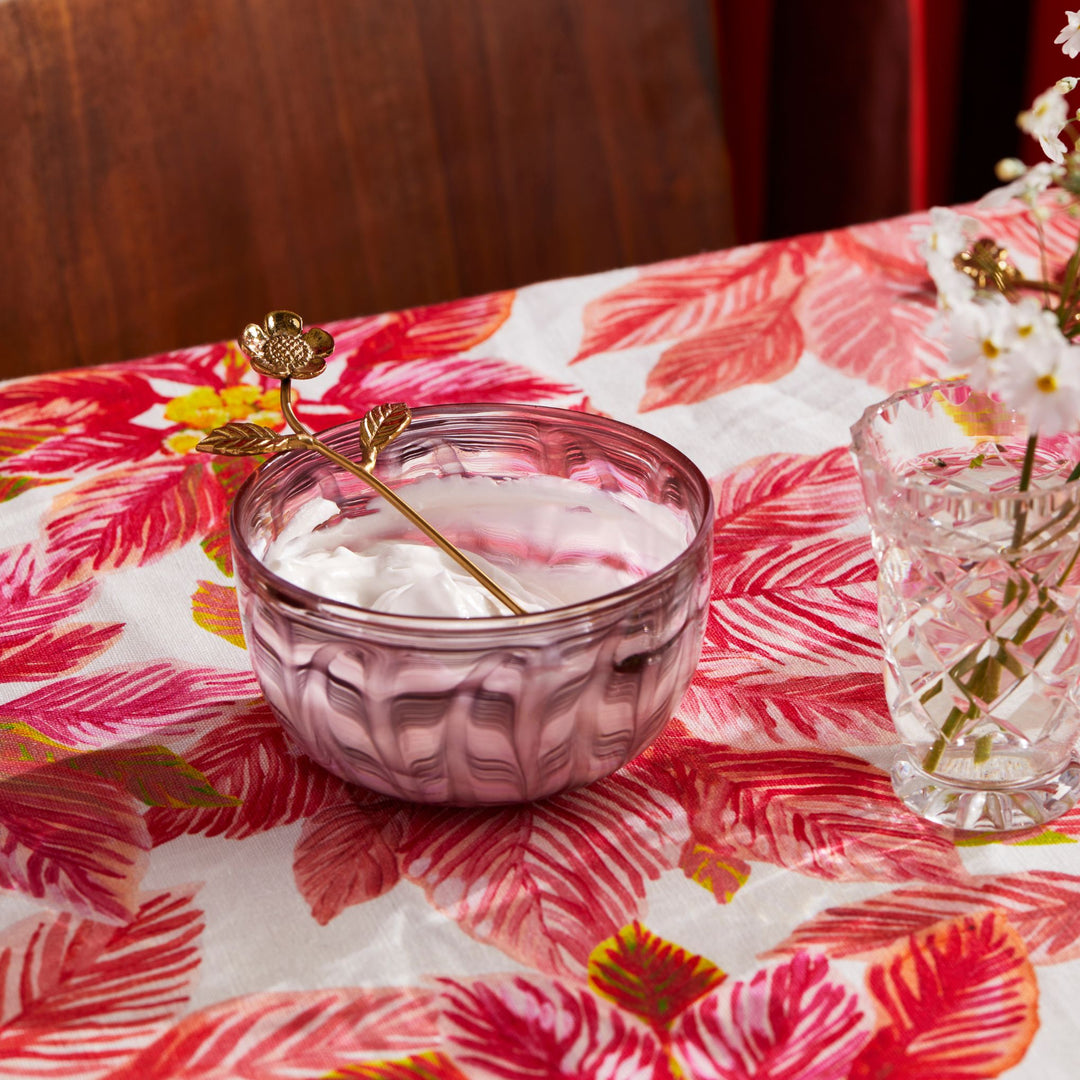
[197,311,526,616]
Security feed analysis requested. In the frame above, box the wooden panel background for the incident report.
[0,0,734,377]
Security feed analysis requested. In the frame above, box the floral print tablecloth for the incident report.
[3,203,1080,1079]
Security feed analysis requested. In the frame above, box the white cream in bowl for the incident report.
[260,474,689,617]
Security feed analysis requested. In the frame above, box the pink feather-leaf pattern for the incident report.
[669,740,970,885]
[671,952,870,1080]
[848,911,1039,1079]
[0,767,150,923]
[711,447,867,546]
[0,544,123,683]
[0,890,203,1079]
[1,663,259,748]
[573,239,820,364]
[680,446,890,747]
[293,794,406,926]
[640,295,804,411]
[331,291,515,367]
[108,987,442,1080]
[767,870,1080,965]
[439,975,673,1080]
[44,460,228,580]
[146,700,348,845]
[795,233,948,389]
[398,773,687,976]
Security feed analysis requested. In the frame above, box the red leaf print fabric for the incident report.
[190,581,244,647]
[640,297,803,411]
[7,208,1080,1078]
[671,952,869,1080]
[439,975,671,1080]
[1,663,258,747]
[706,538,880,667]
[574,242,816,361]
[849,912,1039,1079]
[673,742,969,885]
[571,207,1080,411]
[111,987,441,1080]
[45,460,227,579]
[322,354,580,419]
[399,774,687,976]
[795,234,947,389]
[0,545,122,682]
[0,890,202,1078]
[0,768,149,922]
[769,870,1080,965]
[683,663,890,747]
[329,291,514,365]
[682,447,889,748]
[711,447,866,545]
[0,369,160,440]
[678,840,750,904]
[146,700,345,844]
[574,241,817,410]
[4,426,166,476]
[294,796,405,925]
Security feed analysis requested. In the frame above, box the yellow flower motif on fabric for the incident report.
[165,385,282,454]
[239,310,334,380]
[166,433,205,456]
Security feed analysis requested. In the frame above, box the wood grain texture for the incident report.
[0,0,734,377]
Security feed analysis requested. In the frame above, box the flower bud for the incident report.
[1058,77,1079,92]
[995,157,1027,181]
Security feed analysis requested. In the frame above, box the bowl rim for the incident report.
[229,401,715,633]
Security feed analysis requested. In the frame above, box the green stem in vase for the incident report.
[921,582,1053,773]
[1009,433,1039,551]
[1009,460,1080,555]
[923,654,1002,773]
[974,733,996,765]
[921,433,1042,775]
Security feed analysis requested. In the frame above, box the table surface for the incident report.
[3,202,1080,1079]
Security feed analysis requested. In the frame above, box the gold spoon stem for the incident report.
[279,381,526,616]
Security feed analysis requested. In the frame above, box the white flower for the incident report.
[916,207,980,258]
[913,207,980,309]
[927,250,976,310]
[947,296,1018,390]
[1056,10,1080,57]
[1010,296,1063,340]
[1019,86,1070,163]
[946,296,1067,407]
[1058,76,1080,93]
[979,161,1063,208]
[952,298,1078,433]
[996,335,1080,435]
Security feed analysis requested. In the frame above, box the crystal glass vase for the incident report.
[851,381,1080,831]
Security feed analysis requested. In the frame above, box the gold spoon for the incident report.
[197,310,526,616]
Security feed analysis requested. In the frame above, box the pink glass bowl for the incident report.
[230,404,713,804]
